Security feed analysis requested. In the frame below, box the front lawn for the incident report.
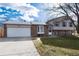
[33,36,79,56]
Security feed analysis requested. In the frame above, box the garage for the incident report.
[3,21,31,37]
[7,28,31,37]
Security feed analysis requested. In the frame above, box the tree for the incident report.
[45,3,79,34]
[58,3,79,34]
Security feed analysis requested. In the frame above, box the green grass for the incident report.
[33,36,79,56]
[41,36,79,50]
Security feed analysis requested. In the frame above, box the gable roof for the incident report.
[3,21,46,25]
[3,21,31,25]
[46,16,69,24]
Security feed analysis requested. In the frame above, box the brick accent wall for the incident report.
[31,25,37,37]
[4,24,7,37]
[44,25,48,36]
[31,25,48,37]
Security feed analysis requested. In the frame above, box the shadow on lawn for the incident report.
[40,36,79,50]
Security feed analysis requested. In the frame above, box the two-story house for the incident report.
[2,16,75,37]
[46,16,76,36]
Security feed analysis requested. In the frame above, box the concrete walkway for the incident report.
[0,37,39,56]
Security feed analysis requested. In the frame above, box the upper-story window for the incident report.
[37,25,44,32]
[48,25,53,31]
[62,22,66,27]
[69,22,73,27]
[54,23,59,27]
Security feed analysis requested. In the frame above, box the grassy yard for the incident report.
[33,36,79,56]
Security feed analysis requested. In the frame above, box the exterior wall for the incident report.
[53,20,75,30]
[44,25,48,36]
[31,25,48,37]
[47,18,75,36]
[53,27,75,30]
[4,24,48,37]
[0,27,4,38]
[48,19,75,30]
[31,25,38,37]
[4,24,7,37]
[52,30,73,36]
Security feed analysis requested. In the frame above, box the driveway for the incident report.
[0,37,39,56]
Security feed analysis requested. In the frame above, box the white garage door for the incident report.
[7,28,31,37]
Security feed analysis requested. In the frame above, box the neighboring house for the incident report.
[3,21,48,37]
[2,16,76,37]
[46,16,76,36]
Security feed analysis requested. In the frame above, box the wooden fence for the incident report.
[0,28,4,38]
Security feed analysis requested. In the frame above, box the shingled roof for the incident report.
[46,16,69,24]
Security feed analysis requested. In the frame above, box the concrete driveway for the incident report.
[0,37,39,56]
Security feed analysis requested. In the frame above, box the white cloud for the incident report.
[0,3,40,22]
[0,14,6,18]
[0,3,60,22]
[21,13,34,22]
[9,3,40,21]
[0,8,3,12]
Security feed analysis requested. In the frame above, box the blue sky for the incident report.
[0,3,56,23]
[30,3,48,22]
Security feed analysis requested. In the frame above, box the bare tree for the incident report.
[45,3,79,34]
[58,3,79,34]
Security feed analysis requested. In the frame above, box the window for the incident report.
[54,23,59,27]
[48,25,52,30]
[62,22,66,27]
[48,25,53,32]
[69,22,73,27]
[37,25,44,32]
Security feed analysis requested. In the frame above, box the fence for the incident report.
[0,28,4,38]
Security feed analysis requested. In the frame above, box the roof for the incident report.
[3,21,46,25]
[46,16,70,23]
[31,22,46,25]
[3,21,31,25]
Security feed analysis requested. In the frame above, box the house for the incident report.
[46,16,76,36]
[2,16,76,37]
[3,21,48,37]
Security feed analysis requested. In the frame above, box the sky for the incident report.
[0,3,77,24]
[0,3,58,23]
